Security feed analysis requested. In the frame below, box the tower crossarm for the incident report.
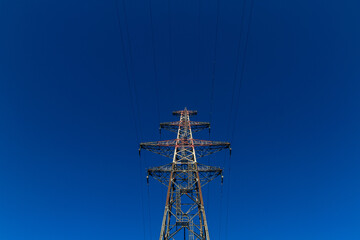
[140,139,230,159]
[148,163,222,187]
[173,110,197,116]
[160,121,210,133]
[147,163,172,186]
[197,164,223,187]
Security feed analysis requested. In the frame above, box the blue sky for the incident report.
[1,0,360,239]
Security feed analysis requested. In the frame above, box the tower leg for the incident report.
[159,171,173,240]
[196,170,210,240]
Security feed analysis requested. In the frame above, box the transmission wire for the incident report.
[194,0,203,109]
[218,153,226,240]
[204,0,220,209]
[230,0,255,143]
[148,0,161,124]
[120,0,143,137]
[209,0,220,126]
[224,1,255,239]
[223,0,247,238]
[115,1,146,240]
[196,0,202,84]
[224,152,233,240]
[115,0,141,143]
[226,0,248,139]
[147,165,153,240]
[139,152,150,240]
[168,0,173,93]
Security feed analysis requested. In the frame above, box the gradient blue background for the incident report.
[1,0,360,239]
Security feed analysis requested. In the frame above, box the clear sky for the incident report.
[1,0,360,239]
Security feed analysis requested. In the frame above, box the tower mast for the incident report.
[140,108,230,240]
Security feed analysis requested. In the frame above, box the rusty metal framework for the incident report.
[140,108,230,240]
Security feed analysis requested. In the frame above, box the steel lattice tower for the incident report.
[140,108,230,240]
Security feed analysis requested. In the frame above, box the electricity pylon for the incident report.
[140,108,230,240]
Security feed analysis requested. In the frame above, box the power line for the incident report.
[120,0,143,139]
[148,0,161,124]
[196,0,202,84]
[218,153,226,240]
[223,1,248,237]
[139,153,150,240]
[209,0,220,126]
[147,164,153,240]
[168,0,173,92]
[226,0,248,140]
[230,0,255,143]
[115,0,140,143]
[224,152,232,240]
[206,0,220,207]
[224,1,255,239]
[115,1,147,239]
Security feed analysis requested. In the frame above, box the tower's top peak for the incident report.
[172,108,197,116]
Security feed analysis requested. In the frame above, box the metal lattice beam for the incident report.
[148,163,222,187]
[140,139,230,159]
[160,121,210,133]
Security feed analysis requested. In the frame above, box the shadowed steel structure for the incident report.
[140,108,230,240]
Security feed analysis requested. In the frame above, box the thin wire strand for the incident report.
[121,0,143,138]
[148,0,161,124]
[196,0,202,84]
[168,0,173,92]
[115,1,146,240]
[226,0,248,140]
[139,154,148,240]
[209,0,220,126]
[224,153,232,240]
[115,0,140,143]
[205,0,220,208]
[147,174,153,240]
[225,1,255,240]
[230,0,255,143]
[218,154,225,240]
[223,1,247,237]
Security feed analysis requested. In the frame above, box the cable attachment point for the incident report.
[229,147,232,156]
[221,175,224,185]
[146,175,149,185]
